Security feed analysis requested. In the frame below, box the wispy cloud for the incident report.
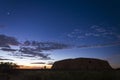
[0,34,71,60]
[0,48,17,51]
[17,41,70,59]
[23,41,70,50]
[0,34,19,47]
[65,24,120,47]
[67,24,120,39]
[31,61,54,65]
[0,58,14,61]
[31,62,46,64]
[18,47,51,60]
[77,41,120,48]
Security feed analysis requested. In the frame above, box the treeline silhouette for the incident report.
[0,62,19,74]
[0,62,19,80]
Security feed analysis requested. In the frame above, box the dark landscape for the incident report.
[0,58,120,80]
[1,69,120,80]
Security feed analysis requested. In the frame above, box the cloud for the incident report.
[67,24,120,39]
[91,25,102,30]
[0,48,17,52]
[95,28,106,33]
[0,44,10,48]
[0,58,14,61]
[31,62,46,64]
[0,34,19,48]
[90,25,118,37]
[90,25,99,29]
[23,41,70,50]
[47,62,54,65]
[14,41,70,60]
[15,41,70,59]
[65,24,120,47]
[31,61,54,65]
[0,56,14,61]
[18,47,51,60]
[77,41,120,48]
[0,34,70,60]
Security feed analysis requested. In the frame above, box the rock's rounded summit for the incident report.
[52,58,112,70]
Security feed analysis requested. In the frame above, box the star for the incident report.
[7,12,10,16]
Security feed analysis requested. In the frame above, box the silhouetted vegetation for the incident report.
[0,62,19,74]
[0,69,119,80]
[0,62,19,80]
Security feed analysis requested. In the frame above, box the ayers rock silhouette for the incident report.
[52,58,112,70]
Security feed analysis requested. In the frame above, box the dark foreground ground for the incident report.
[0,69,120,80]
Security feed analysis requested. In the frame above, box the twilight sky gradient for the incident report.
[0,0,120,68]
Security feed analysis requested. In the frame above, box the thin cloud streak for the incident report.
[66,24,120,41]
[0,58,14,61]
[77,41,120,48]
[31,62,46,64]
[0,48,17,52]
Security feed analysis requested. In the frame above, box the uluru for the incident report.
[52,58,113,70]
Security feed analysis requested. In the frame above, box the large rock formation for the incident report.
[52,58,112,70]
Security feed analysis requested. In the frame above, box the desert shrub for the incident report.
[0,62,19,75]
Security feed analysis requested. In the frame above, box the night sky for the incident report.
[0,0,120,68]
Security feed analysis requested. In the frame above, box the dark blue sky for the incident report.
[0,0,120,68]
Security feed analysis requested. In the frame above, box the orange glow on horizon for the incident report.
[19,65,52,69]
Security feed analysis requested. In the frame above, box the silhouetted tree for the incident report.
[0,62,19,74]
[44,66,46,69]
